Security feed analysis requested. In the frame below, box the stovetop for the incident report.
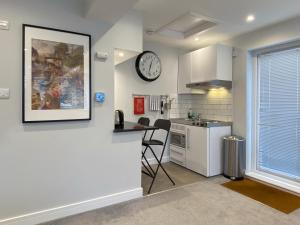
[170,118,232,128]
[191,119,221,127]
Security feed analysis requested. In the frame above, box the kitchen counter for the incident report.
[170,118,232,128]
[113,121,158,133]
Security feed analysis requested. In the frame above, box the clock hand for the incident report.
[148,60,153,75]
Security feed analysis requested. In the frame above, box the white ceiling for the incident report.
[134,0,300,50]
[85,0,138,24]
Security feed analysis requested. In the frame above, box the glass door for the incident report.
[256,48,300,181]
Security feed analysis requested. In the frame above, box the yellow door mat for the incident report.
[222,178,300,214]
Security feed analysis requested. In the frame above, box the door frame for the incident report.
[248,46,300,193]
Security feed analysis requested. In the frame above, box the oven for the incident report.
[170,131,186,149]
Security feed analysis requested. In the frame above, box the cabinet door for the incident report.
[216,45,232,81]
[208,126,231,176]
[178,53,192,94]
[186,126,209,175]
[191,46,217,83]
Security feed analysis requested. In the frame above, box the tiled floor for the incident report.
[142,162,206,195]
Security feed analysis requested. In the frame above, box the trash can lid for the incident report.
[224,135,245,141]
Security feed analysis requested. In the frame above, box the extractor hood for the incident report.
[186,80,232,90]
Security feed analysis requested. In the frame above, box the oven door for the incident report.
[170,132,186,149]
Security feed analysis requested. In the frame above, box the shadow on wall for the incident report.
[112,132,143,143]
[22,120,91,132]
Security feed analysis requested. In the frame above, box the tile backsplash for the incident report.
[169,88,232,122]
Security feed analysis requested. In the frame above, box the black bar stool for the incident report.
[138,117,150,140]
[138,117,154,179]
[142,119,175,194]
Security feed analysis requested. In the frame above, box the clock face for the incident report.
[135,51,161,82]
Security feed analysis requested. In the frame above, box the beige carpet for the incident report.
[41,176,300,225]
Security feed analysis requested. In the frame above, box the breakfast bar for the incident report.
[113,121,158,133]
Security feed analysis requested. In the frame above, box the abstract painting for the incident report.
[23,25,91,122]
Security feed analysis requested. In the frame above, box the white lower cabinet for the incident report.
[170,145,186,167]
[171,123,231,177]
[207,127,232,176]
[186,126,208,175]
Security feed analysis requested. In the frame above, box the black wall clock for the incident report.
[135,51,161,82]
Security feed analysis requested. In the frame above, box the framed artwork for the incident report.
[22,24,91,123]
[134,96,145,115]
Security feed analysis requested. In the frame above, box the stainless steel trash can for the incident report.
[223,136,246,180]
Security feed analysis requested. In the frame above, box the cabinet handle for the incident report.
[186,128,190,150]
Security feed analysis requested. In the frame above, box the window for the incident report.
[257,48,300,180]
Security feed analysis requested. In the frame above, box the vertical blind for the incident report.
[257,48,300,180]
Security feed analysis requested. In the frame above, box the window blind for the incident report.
[257,48,300,180]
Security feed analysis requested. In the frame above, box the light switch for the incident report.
[0,88,10,99]
[0,20,9,30]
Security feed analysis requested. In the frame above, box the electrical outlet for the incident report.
[0,88,10,99]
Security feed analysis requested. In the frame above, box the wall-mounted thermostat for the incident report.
[95,92,105,103]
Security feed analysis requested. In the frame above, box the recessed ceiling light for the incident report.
[246,14,255,23]
[194,37,199,41]
[118,52,124,57]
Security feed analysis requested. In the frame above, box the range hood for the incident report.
[186,80,232,90]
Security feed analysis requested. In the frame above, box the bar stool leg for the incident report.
[147,146,175,194]
[142,146,155,176]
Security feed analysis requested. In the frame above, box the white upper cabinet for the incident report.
[177,53,205,94]
[178,53,192,94]
[191,44,232,83]
[177,44,233,94]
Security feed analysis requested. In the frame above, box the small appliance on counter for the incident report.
[115,110,124,129]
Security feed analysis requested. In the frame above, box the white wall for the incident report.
[115,41,181,123]
[225,15,300,137]
[115,41,182,163]
[0,0,143,223]
[224,15,300,175]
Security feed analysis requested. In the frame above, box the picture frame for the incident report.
[22,24,91,123]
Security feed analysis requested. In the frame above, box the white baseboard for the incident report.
[142,156,170,165]
[1,188,143,225]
